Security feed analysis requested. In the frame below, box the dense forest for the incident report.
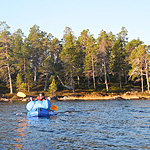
[0,21,150,95]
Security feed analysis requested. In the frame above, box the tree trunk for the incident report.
[44,73,48,91]
[7,64,13,93]
[5,40,13,93]
[24,57,26,83]
[77,76,80,87]
[88,75,90,89]
[145,58,149,93]
[28,79,30,92]
[119,72,122,91]
[57,75,74,90]
[108,74,110,83]
[124,66,128,84]
[141,64,144,93]
[104,60,108,92]
[71,73,75,94]
[91,55,96,89]
[34,66,37,82]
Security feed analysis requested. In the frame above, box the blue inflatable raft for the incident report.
[26,99,55,117]
[27,108,55,117]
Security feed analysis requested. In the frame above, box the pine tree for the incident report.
[84,53,92,88]
[26,25,42,82]
[75,40,84,87]
[11,29,24,72]
[0,21,13,93]
[129,44,149,93]
[78,29,90,87]
[124,39,143,83]
[97,30,110,91]
[39,32,53,91]
[85,34,97,89]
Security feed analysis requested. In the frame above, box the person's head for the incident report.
[39,92,45,100]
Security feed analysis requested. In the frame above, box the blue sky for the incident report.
[0,0,150,44]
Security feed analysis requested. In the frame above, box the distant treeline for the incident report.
[0,21,149,94]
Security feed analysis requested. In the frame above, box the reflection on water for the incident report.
[0,100,150,149]
[13,117,29,149]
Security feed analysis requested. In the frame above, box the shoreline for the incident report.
[58,94,149,101]
[1,93,150,102]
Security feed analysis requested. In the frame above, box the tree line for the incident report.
[0,21,149,94]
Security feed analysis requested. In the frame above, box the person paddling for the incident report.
[36,92,47,101]
[17,92,58,112]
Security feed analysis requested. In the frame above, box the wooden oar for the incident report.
[17,92,58,111]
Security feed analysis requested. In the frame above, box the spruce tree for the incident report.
[16,73,23,91]
[109,38,125,90]
[25,67,33,92]
[48,76,57,97]
[60,27,77,93]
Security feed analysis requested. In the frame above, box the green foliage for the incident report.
[16,73,26,92]
[20,82,26,92]
[60,27,77,70]
[109,38,125,73]
[129,44,148,81]
[48,76,57,97]
[49,75,54,83]
[1,22,150,95]
[109,85,121,92]
[16,73,23,91]
[26,67,33,92]
[0,21,13,93]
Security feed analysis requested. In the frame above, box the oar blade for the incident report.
[17,92,26,98]
[50,104,58,111]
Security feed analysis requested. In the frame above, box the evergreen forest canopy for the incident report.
[0,21,150,95]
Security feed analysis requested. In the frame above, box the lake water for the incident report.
[0,100,150,150]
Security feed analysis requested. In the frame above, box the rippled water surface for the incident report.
[0,100,150,149]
